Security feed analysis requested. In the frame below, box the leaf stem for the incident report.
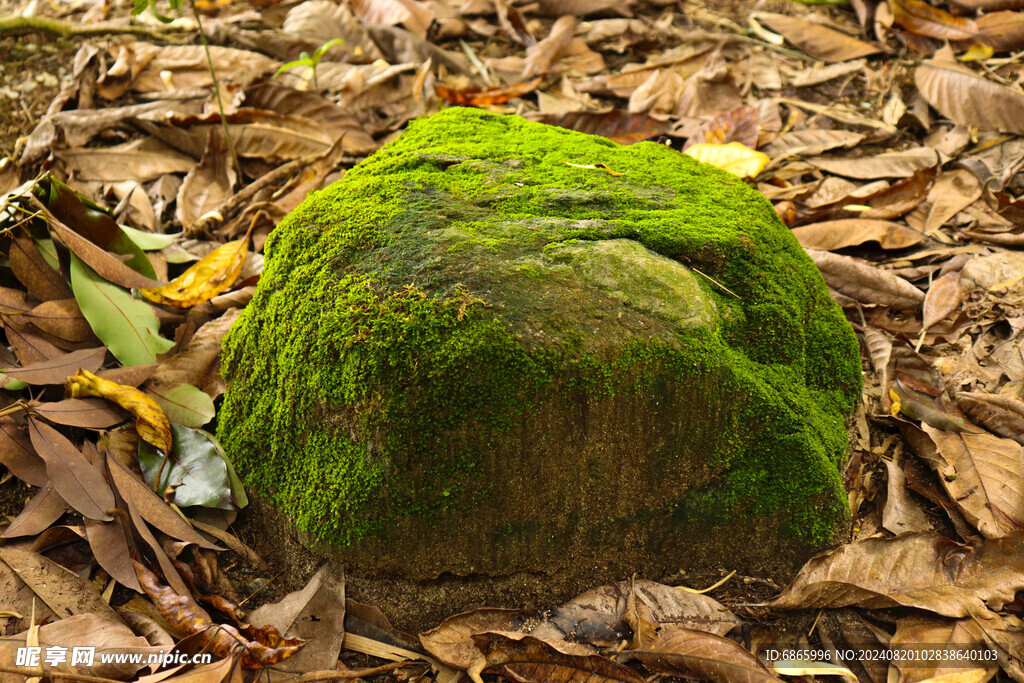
[188,0,242,190]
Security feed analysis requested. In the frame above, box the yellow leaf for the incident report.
[140,223,252,309]
[66,369,171,453]
[684,142,769,179]
[959,44,993,62]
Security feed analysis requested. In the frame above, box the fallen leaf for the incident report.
[469,631,644,683]
[138,424,246,510]
[145,382,215,428]
[922,271,962,330]
[806,249,925,307]
[792,219,926,250]
[32,398,127,429]
[810,147,940,179]
[421,609,529,669]
[69,255,174,366]
[890,0,979,40]
[754,12,884,62]
[26,418,114,521]
[762,129,864,160]
[685,142,769,178]
[2,347,106,385]
[957,392,1024,445]
[434,78,543,106]
[915,56,1024,135]
[176,129,237,232]
[66,368,171,453]
[2,483,67,538]
[539,111,669,144]
[141,229,251,309]
[767,531,1024,618]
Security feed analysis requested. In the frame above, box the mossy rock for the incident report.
[219,107,861,624]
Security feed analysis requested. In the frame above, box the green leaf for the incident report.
[275,59,314,78]
[146,383,215,428]
[69,254,173,366]
[139,424,247,510]
[120,224,181,251]
[311,38,345,64]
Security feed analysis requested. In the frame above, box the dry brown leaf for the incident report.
[950,0,1024,8]
[66,368,171,453]
[2,483,67,539]
[623,588,776,682]
[536,0,633,17]
[0,546,123,623]
[468,631,644,683]
[435,78,542,106]
[754,12,884,62]
[767,531,1024,617]
[0,418,47,486]
[351,0,433,37]
[9,238,73,303]
[762,130,864,160]
[976,11,1024,51]
[27,418,114,521]
[3,346,106,385]
[921,425,1024,537]
[420,608,529,669]
[922,272,962,330]
[915,57,1024,135]
[882,457,933,534]
[32,398,127,429]
[12,299,97,344]
[806,249,925,307]
[176,129,236,232]
[957,392,1024,445]
[890,0,979,40]
[524,16,578,78]
[84,513,143,593]
[56,137,196,183]
[539,111,669,144]
[792,219,925,251]
[683,104,759,150]
[890,615,998,682]
[810,147,940,179]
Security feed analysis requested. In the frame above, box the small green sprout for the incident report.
[131,0,182,23]
[274,38,345,92]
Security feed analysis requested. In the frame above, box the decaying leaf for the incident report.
[685,142,769,178]
[806,249,925,307]
[132,558,305,669]
[66,368,171,453]
[753,12,884,62]
[468,631,644,683]
[792,219,925,251]
[26,418,114,521]
[141,227,251,309]
[915,56,1024,135]
[435,78,543,106]
[767,531,1024,618]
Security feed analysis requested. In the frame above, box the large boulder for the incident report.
[218,107,861,624]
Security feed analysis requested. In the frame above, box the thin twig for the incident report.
[188,0,242,184]
[0,14,182,40]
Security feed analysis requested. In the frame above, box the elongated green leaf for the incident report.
[69,254,174,366]
[146,382,214,428]
[120,224,181,251]
[139,424,247,509]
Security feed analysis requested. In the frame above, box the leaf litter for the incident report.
[4,0,1024,680]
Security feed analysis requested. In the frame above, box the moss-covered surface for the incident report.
[218,107,861,591]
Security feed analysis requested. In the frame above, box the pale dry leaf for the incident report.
[922,425,1024,538]
[762,129,864,160]
[754,13,884,62]
[915,58,1024,135]
[810,148,940,179]
[806,249,925,307]
[767,531,1024,617]
[922,272,962,330]
[792,219,925,251]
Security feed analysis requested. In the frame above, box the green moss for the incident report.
[218,107,862,559]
